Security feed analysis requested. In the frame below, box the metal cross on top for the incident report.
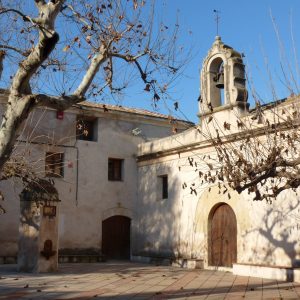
[213,10,221,36]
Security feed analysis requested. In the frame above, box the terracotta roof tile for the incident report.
[0,89,193,125]
[76,101,193,124]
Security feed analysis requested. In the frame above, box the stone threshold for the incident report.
[233,263,300,282]
[205,265,233,272]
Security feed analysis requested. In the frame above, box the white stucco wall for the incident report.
[134,106,300,269]
[0,100,188,256]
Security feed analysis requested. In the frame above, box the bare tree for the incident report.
[190,16,300,203]
[0,0,188,208]
[196,87,300,203]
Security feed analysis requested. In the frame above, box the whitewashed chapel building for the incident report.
[0,36,300,281]
[133,36,300,281]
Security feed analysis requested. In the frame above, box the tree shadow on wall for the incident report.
[243,195,300,281]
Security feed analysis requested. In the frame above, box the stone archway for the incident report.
[208,203,237,267]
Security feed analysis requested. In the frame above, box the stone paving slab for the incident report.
[0,262,300,299]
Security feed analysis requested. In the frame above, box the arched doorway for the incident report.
[208,203,237,267]
[102,215,131,259]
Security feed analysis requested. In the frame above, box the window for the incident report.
[45,152,64,177]
[76,117,97,141]
[108,158,123,181]
[160,175,168,199]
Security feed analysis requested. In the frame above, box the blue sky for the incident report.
[130,0,300,123]
[1,1,300,123]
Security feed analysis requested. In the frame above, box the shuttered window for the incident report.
[45,152,64,177]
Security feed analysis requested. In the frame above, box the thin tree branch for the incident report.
[109,51,150,83]
[0,45,26,56]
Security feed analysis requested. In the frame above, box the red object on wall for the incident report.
[57,111,64,120]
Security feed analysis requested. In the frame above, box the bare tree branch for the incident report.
[74,45,107,98]
[0,50,4,80]
[0,45,26,56]
[0,0,189,193]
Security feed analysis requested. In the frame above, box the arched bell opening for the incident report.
[208,57,226,108]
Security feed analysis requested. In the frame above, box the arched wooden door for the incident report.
[208,203,237,267]
[102,215,131,260]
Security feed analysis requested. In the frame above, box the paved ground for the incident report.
[0,262,300,300]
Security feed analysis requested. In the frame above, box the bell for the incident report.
[214,71,224,89]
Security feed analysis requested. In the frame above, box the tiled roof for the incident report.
[76,101,193,124]
[0,89,193,124]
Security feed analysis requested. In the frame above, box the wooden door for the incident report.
[209,204,237,267]
[102,216,131,259]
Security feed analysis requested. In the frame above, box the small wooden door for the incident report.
[102,216,131,259]
[209,204,237,267]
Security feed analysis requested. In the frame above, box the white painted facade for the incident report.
[0,96,191,257]
[133,37,300,281]
[0,37,300,282]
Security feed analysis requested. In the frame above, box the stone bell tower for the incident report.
[198,36,248,122]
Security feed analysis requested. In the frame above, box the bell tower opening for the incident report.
[209,58,225,108]
[198,36,248,120]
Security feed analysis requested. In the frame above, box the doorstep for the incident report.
[233,263,300,282]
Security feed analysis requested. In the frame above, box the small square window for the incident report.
[76,117,97,141]
[45,152,64,177]
[160,175,168,199]
[108,158,123,181]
